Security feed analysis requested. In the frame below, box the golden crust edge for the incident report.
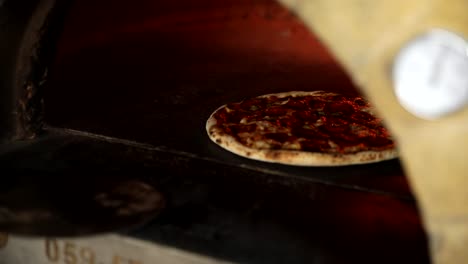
[256,90,338,99]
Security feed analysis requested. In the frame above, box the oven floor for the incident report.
[0,131,429,264]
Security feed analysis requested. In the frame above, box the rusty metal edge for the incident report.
[0,0,70,143]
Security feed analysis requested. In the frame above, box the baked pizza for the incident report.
[206,91,397,166]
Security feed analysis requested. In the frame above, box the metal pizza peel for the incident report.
[277,0,468,263]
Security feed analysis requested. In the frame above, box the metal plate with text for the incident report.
[0,233,229,264]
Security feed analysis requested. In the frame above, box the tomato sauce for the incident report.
[213,93,395,153]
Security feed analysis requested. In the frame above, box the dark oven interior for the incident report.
[0,0,430,263]
[44,0,411,196]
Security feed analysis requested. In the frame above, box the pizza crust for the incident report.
[206,91,398,166]
[255,90,337,98]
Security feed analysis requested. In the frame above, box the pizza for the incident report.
[206,91,397,166]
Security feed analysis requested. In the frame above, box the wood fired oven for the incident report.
[0,0,430,263]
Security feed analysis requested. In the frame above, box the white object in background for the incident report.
[393,29,468,120]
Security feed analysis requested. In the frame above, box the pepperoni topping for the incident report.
[213,92,394,154]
